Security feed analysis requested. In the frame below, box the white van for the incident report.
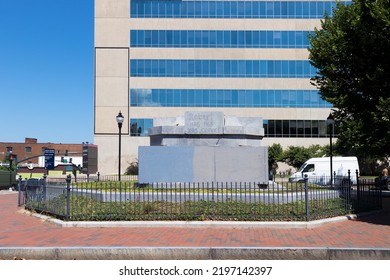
[289,156,359,185]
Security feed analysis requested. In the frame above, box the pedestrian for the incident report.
[382,167,388,177]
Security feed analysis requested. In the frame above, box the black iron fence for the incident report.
[20,174,382,222]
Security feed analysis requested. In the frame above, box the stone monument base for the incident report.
[138,146,268,183]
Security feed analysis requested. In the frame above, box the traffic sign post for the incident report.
[44,148,55,171]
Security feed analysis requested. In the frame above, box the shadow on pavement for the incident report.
[356,197,390,226]
[356,211,390,226]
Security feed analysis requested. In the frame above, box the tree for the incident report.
[309,0,390,158]
[282,145,325,170]
[268,143,283,174]
[125,159,139,175]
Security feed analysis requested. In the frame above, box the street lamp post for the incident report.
[327,113,335,187]
[9,155,13,190]
[116,111,124,182]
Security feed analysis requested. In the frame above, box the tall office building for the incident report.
[95,0,343,174]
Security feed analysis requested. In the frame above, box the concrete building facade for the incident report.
[94,0,343,175]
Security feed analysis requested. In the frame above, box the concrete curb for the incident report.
[0,190,16,195]
[22,209,360,229]
[1,247,389,260]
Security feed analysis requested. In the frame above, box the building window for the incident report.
[264,119,338,138]
[6,146,13,153]
[130,89,331,108]
[130,59,316,78]
[130,1,347,19]
[130,30,312,49]
[130,119,153,137]
[25,147,32,153]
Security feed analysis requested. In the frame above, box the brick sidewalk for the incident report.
[0,192,389,248]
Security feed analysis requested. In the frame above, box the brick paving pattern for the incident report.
[0,192,389,248]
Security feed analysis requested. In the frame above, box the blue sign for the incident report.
[44,149,55,170]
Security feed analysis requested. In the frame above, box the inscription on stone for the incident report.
[184,112,224,134]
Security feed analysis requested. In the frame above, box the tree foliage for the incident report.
[268,143,283,173]
[309,0,390,158]
[0,156,15,171]
[125,160,139,175]
[282,145,327,169]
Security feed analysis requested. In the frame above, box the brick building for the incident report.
[0,138,83,168]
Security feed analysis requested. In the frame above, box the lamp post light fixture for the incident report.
[116,111,124,181]
[327,113,335,187]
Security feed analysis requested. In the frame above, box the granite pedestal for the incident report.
[138,112,268,183]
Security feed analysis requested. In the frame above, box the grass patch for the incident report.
[72,181,333,195]
[28,194,352,222]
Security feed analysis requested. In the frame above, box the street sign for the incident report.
[44,148,55,170]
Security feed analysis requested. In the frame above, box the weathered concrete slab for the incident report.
[139,146,268,183]
[1,247,389,260]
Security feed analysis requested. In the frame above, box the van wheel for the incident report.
[386,181,390,191]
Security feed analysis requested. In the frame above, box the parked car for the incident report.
[25,178,42,187]
[375,176,390,190]
[18,178,44,191]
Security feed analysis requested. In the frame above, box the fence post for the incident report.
[346,169,351,207]
[42,174,47,201]
[211,181,215,219]
[356,169,360,201]
[304,174,309,222]
[66,174,71,221]
[17,175,22,207]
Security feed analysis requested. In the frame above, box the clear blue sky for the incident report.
[0,0,94,144]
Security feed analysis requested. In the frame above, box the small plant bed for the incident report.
[27,194,352,222]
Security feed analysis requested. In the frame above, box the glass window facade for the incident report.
[130,30,313,48]
[130,59,316,78]
[131,1,350,19]
[130,119,153,136]
[130,89,331,108]
[130,118,335,138]
[126,1,338,139]
[264,119,335,137]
